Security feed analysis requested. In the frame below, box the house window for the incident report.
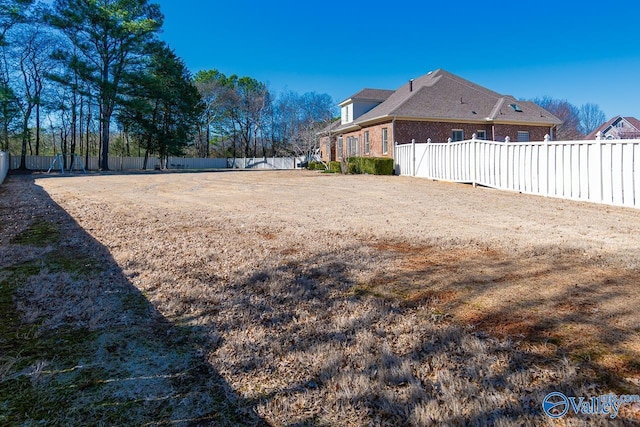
[348,136,358,156]
[476,130,486,140]
[452,130,464,142]
[325,142,331,159]
[382,128,388,154]
[364,131,370,155]
[616,121,624,128]
[517,131,530,142]
[338,137,343,158]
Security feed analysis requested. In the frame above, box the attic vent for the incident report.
[509,103,523,112]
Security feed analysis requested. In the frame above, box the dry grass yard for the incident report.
[1,170,640,426]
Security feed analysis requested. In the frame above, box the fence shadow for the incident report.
[0,175,268,426]
[166,236,640,425]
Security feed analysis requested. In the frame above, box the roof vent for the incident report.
[409,79,414,92]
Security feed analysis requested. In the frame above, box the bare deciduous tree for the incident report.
[578,102,606,136]
[533,96,583,140]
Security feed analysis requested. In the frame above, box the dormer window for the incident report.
[341,104,354,124]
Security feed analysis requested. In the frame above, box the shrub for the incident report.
[329,161,341,173]
[308,161,324,170]
[346,157,394,175]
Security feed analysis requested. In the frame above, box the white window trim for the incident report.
[382,128,389,154]
[364,131,370,155]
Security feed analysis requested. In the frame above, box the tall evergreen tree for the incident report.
[119,42,202,169]
[49,0,162,170]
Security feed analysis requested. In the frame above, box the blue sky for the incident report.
[154,0,640,120]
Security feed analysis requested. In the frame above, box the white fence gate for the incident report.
[395,135,640,209]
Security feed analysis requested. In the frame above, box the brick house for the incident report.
[320,69,562,162]
[585,116,640,140]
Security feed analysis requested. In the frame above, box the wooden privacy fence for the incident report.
[8,155,305,172]
[0,151,8,185]
[395,134,640,209]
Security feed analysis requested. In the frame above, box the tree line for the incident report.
[531,97,606,140]
[0,1,609,172]
[0,0,336,171]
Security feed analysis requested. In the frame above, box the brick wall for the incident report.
[338,122,394,158]
[395,121,553,143]
[334,120,555,159]
[319,135,337,162]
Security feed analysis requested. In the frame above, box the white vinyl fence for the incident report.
[0,151,8,185]
[9,155,305,172]
[227,157,302,169]
[395,134,640,209]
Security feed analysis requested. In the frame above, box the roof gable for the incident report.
[625,117,640,131]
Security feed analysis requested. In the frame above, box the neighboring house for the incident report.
[323,69,562,161]
[585,116,640,140]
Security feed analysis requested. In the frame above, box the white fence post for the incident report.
[541,134,550,197]
[595,131,604,203]
[471,134,477,187]
[411,139,416,177]
[0,151,8,185]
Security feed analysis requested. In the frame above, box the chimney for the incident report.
[409,79,414,92]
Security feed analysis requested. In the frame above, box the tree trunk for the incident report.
[100,116,110,170]
[61,128,68,171]
[19,110,33,170]
[70,104,77,171]
[206,122,210,158]
[85,113,91,170]
[125,129,130,157]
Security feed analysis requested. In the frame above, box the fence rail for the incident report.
[8,155,306,172]
[395,135,640,209]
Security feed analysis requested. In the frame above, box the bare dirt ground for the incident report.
[2,170,640,426]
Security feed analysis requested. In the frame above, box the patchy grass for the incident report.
[10,218,60,246]
[0,178,265,427]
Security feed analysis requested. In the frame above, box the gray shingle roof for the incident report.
[341,88,394,104]
[340,69,562,129]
